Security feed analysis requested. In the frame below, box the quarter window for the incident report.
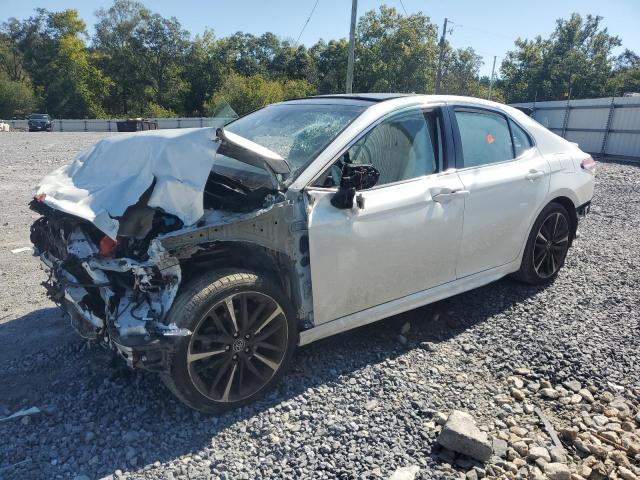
[455,110,513,167]
[509,119,533,157]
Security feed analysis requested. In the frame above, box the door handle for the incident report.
[432,190,470,202]
[525,169,545,181]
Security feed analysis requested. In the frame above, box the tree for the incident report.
[0,72,37,118]
[181,30,227,116]
[271,42,316,82]
[3,4,638,118]
[93,0,149,114]
[138,12,189,111]
[607,49,640,95]
[501,13,622,102]
[441,47,484,96]
[310,39,348,94]
[0,32,29,82]
[1,8,111,117]
[45,35,111,117]
[204,72,315,116]
[354,6,438,93]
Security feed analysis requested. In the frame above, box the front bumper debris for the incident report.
[32,217,189,372]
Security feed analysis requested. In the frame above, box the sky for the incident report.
[2,0,639,77]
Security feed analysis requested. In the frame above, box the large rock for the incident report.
[389,465,420,480]
[436,410,492,462]
[544,462,571,480]
[528,446,551,463]
[492,438,508,458]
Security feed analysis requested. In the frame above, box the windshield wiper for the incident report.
[215,128,291,180]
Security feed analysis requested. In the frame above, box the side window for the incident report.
[455,110,513,167]
[509,119,533,157]
[316,108,443,189]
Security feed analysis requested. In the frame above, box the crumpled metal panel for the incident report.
[36,127,220,239]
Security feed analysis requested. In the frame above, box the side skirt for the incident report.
[298,260,520,346]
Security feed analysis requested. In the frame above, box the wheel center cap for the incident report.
[232,338,246,353]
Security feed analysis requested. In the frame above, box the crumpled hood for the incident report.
[37,127,220,239]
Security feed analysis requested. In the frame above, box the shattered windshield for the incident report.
[224,103,366,181]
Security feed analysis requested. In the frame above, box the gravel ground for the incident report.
[0,132,638,480]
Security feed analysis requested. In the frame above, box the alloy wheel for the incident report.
[187,292,288,402]
[533,212,570,279]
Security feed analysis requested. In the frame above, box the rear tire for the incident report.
[513,202,573,285]
[161,270,298,414]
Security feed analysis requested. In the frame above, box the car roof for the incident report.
[282,93,514,111]
[280,93,416,107]
[311,93,416,102]
[280,94,529,128]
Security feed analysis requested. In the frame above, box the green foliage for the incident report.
[0,72,37,118]
[181,30,226,116]
[282,78,317,100]
[46,35,112,118]
[1,4,638,118]
[607,49,640,96]
[204,72,316,116]
[310,39,348,94]
[1,8,111,117]
[441,47,484,97]
[143,102,177,118]
[93,0,154,115]
[501,13,626,102]
[0,33,29,82]
[354,6,438,93]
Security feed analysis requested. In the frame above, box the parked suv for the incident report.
[30,94,595,413]
[28,113,53,132]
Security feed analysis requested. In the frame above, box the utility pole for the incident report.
[435,17,448,94]
[488,55,496,100]
[345,0,358,94]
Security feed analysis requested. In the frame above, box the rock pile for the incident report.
[436,370,640,480]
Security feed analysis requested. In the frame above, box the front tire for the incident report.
[161,270,298,414]
[513,202,573,285]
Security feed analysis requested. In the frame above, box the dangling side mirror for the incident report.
[330,163,380,209]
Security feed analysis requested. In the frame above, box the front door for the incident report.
[306,106,466,325]
[451,106,551,277]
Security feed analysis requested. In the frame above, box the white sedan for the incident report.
[31,94,595,412]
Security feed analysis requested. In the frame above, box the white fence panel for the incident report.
[512,96,640,160]
[0,117,235,133]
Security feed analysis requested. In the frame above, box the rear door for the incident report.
[450,106,550,277]
[306,106,466,325]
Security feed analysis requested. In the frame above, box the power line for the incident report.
[398,0,408,15]
[295,0,320,46]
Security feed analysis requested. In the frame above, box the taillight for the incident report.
[99,236,119,257]
[581,156,596,173]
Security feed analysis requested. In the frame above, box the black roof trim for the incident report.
[310,93,416,102]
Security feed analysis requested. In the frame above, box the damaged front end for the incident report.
[29,125,314,376]
[30,200,188,370]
